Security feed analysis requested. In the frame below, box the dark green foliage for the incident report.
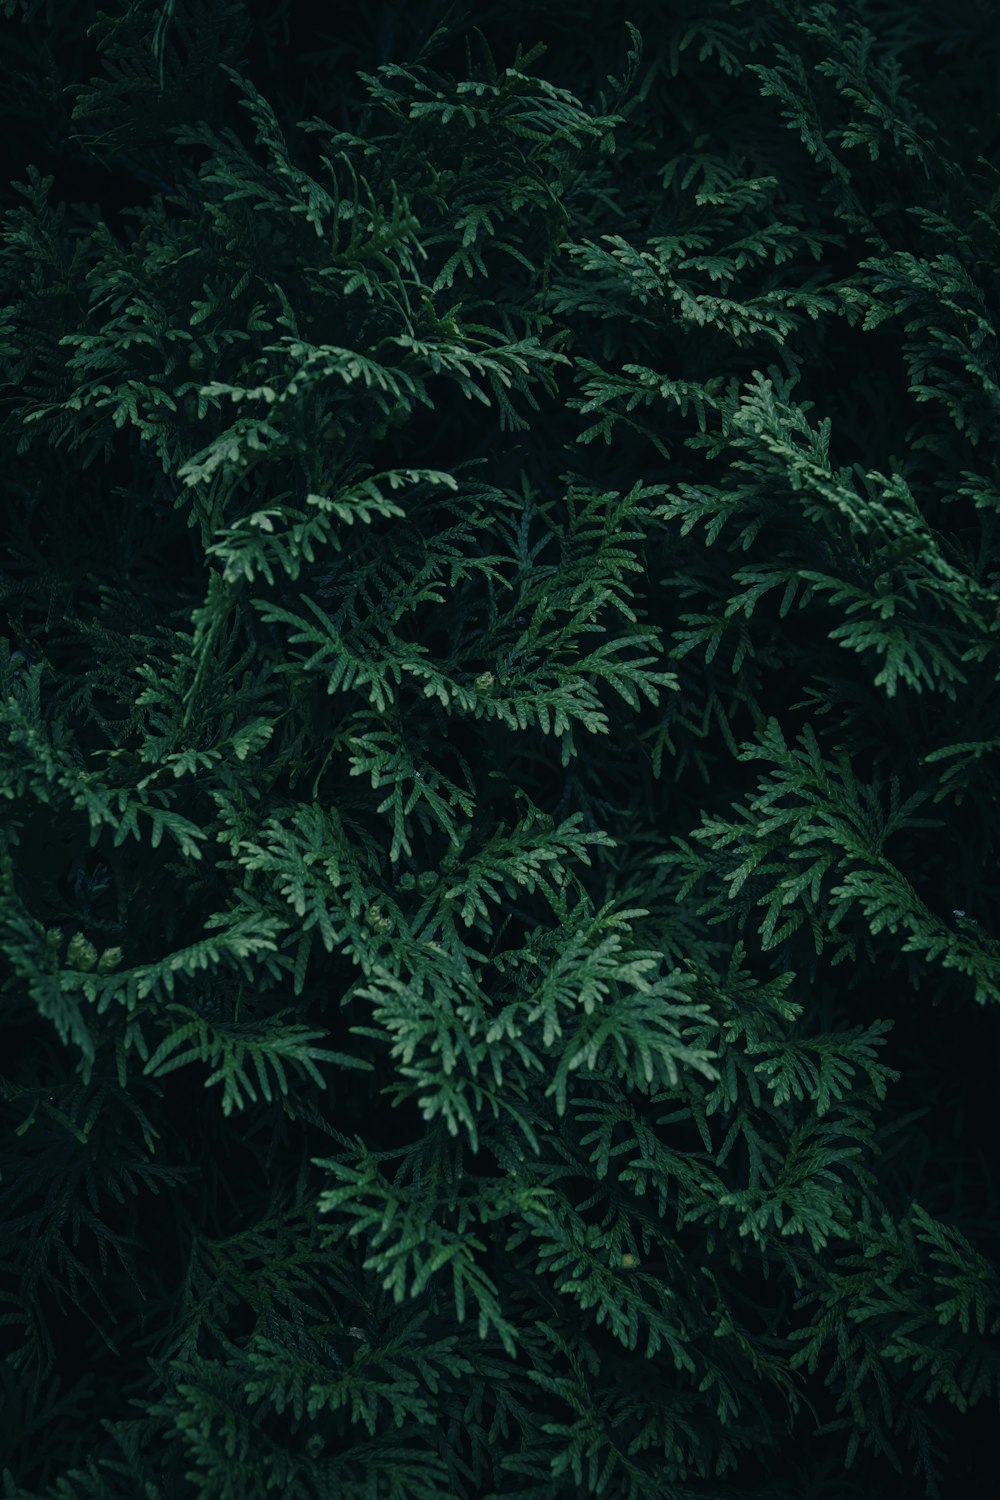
[1,1,998,1495]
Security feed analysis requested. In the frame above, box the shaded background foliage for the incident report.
[1,0,999,1496]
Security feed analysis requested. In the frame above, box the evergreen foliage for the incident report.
[1,0,998,1495]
